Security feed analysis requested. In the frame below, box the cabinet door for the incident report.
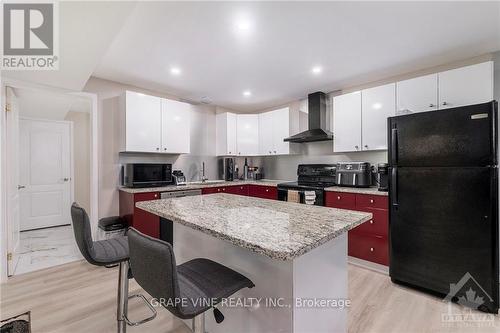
[125,91,162,152]
[236,114,259,156]
[227,113,238,155]
[333,91,362,152]
[259,111,274,155]
[134,192,160,238]
[396,74,438,114]
[438,61,493,109]
[361,83,396,150]
[271,108,290,155]
[161,99,190,154]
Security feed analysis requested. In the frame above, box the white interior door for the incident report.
[19,119,72,231]
[6,87,20,276]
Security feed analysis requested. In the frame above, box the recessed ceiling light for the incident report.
[236,20,251,31]
[170,67,181,75]
[243,90,252,97]
[372,103,382,110]
[312,66,323,74]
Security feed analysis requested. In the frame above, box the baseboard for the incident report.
[348,256,389,275]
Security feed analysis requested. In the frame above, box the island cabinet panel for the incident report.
[119,191,160,238]
[248,185,277,200]
[225,185,249,196]
[325,191,389,266]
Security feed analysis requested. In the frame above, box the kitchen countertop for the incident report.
[119,179,288,194]
[324,186,388,196]
[136,193,372,261]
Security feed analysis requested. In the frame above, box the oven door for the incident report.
[277,187,324,206]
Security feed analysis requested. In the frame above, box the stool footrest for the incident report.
[123,294,157,326]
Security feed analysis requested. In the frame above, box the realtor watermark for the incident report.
[1,1,59,70]
[150,297,351,310]
[441,272,496,328]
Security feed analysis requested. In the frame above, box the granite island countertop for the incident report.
[120,179,287,194]
[136,194,372,261]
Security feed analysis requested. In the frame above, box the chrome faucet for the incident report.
[201,162,208,182]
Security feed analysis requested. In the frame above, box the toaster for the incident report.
[336,162,372,188]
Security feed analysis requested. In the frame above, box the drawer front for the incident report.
[349,209,388,237]
[201,187,220,195]
[355,194,388,210]
[325,191,356,209]
[134,192,159,202]
[248,185,277,200]
[348,232,389,266]
[226,185,249,196]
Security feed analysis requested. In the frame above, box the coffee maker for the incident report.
[218,158,235,181]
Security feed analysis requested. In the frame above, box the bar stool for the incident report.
[70,203,156,333]
[127,227,255,333]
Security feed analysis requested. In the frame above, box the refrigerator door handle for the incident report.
[391,128,398,165]
[391,167,398,207]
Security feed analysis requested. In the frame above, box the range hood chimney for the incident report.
[284,91,333,143]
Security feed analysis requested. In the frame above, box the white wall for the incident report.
[83,77,217,219]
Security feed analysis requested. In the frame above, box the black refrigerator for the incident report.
[388,101,499,313]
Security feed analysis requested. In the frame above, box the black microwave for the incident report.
[123,163,172,188]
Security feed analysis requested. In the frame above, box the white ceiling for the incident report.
[4,2,500,112]
[93,1,500,111]
[15,88,91,120]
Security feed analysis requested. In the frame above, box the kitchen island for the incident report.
[137,194,372,333]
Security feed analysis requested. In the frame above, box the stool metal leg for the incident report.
[117,260,129,333]
[192,312,206,333]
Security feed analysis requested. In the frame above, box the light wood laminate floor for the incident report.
[1,260,498,333]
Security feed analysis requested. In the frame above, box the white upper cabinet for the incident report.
[438,61,493,110]
[120,91,191,154]
[122,91,162,152]
[216,112,237,156]
[272,108,291,155]
[236,114,259,156]
[361,83,396,151]
[333,91,362,152]
[397,74,438,114]
[161,99,191,154]
[259,107,291,155]
[259,111,274,155]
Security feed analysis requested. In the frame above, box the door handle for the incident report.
[17,185,25,190]
[391,167,398,207]
[391,128,398,165]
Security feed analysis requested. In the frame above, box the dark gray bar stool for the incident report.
[127,227,255,333]
[70,203,156,333]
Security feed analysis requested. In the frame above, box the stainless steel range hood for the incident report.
[284,91,333,143]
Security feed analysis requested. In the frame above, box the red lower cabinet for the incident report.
[248,185,277,200]
[226,185,249,196]
[119,191,160,238]
[348,233,389,266]
[325,191,389,266]
[201,187,220,195]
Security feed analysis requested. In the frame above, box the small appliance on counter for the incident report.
[218,158,235,181]
[377,163,388,191]
[247,166,259,180]
[122,163,172,188]
[336,162,371,188]
[172,170,187,186]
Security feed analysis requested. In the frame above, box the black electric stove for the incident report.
[277,164,336,206]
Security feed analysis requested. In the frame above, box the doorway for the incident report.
[5,86,94,276]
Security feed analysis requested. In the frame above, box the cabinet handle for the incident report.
[369,220,374,224]
[370,199,374,203]
[355,145,359,150]
[442,101,448,106]
[273,150,276,153]
[370,247,374,252]
[429,103,435,108]
[265,189,269,192]
[240,187,243,189]
[164,148,167,151]
[154,194,158,198]
[17,185,25,190]
[337,196,341,200]
[364,145,368,149]
[239,152,241,155]
[156,147,159,151]
[269,151,272,154]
